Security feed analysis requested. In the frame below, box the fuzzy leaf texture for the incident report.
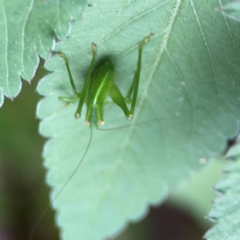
[36,0,240,240]
[0,0,87,106]
[205,140,240,240]
[217,1,240,21]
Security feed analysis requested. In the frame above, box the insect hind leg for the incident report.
[126,33,154,117]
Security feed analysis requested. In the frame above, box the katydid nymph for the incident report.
[29,33,153,239]
[59,33,154,125]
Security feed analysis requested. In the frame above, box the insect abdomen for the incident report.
[87,61,115,105]
[85,61,115,125]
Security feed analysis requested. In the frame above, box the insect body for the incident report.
[59,33,153,126]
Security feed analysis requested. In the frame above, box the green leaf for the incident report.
[216,1,240,21]
[37,0,240,239]
[205,149,240,239]
[0,0,87,107]
[226,135,240,158]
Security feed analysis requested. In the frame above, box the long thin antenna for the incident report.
[97,118,167,131]
[29,128,93,240]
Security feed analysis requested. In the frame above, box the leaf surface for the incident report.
[0,0,87,106]
[37,0,240,239]
[217,1,240,21]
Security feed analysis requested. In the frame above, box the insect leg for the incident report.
[75,43,97,119]
[128,33,153,117]
[58,96,79,103]
[110,84,132,119]
[59,53,79,97]
[109,33,153,120]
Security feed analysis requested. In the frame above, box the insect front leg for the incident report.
[58,53,81,104]
[59,53,79,97]
[74,43,97,119]
[59,43,97,119]
[58,96,79,103]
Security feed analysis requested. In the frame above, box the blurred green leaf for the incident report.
[170,157,225,229]
[36,0,240,240]
[226,136,240,158]
[205,149,240,239]
[0,0,87,107]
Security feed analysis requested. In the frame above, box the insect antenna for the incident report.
[28,127,93,240]
[97,118,167,131]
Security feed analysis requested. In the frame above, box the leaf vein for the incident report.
[21,0,34,77]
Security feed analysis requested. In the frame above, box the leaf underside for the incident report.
[36,0,240,240]
[218,1,240,22]
[0,0,87,106]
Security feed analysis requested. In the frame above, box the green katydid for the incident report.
[59,33,153,126]
[29,33,153,239]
